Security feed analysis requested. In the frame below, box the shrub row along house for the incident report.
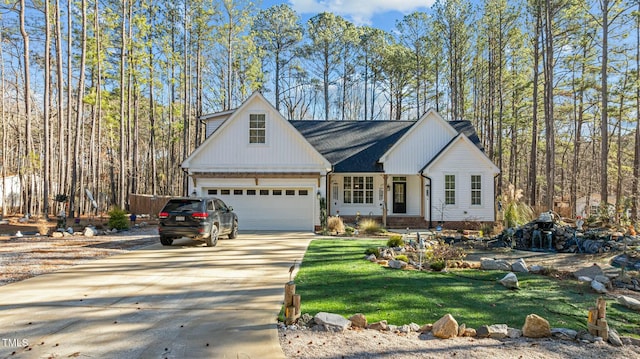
[181,92,499,231]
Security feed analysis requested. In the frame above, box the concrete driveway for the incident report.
[0,232,313,359]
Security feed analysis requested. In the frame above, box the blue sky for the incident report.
[260,0,436,31]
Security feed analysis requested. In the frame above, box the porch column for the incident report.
[383,174,388,227]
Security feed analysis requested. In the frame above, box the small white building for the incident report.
[0,175,22,211]
[182,92,500,231]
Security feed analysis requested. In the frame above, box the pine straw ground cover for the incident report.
[291,238,640,338]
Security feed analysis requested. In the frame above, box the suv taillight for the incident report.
[159,211,169,219]
[192,212,209,219]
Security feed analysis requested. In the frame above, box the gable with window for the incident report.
[343,176,373,204]
[249,114,266,144]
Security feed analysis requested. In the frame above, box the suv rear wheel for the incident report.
[205,224,219,247]
[228,220,238,239]
[160,236,173,246]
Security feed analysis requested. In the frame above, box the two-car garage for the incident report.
[200,180,319,231]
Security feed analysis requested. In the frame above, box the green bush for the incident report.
[429,260,446,271]
[395,254,409,263]
[364,247,380,258]
[359,218,383,234]
[108,208,130,230]
[344,226,355,236]
[386,235,404,248]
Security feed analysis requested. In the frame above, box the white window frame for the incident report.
[343,176,374,204]
[249,114,266,144]
[444,174,456,205]
[471,175,482,206]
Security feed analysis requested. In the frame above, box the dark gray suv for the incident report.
[158,197,238,247]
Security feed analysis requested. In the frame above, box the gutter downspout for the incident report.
[181,167,191,196]
[420,171,433,228]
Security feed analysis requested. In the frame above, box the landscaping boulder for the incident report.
[432,314,459,339]
[551,328,578,340]
[51,232,63,238]
[511,258,529,273]
[419,323,433,333]
[368,320,388,331]
[314,312,351,332]
[617,295,640,311]
[408,323,421,332]
[348,313,367,328]
[608,328,623,347]
[499,272,519,289]
[388,259,407,269]
[462,328,476,337]
[577,276,593,283]
[529,265,545,274]
[573,264,604,280]
[480,258,511,271]
[591,280,608,294]
[366,254,377,262]
[476,324,508,339]
[522,314,551,338]
[83,227,96,237]
[507,327,522,338]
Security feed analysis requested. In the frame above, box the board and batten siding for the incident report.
[188,96,329,173]
[380,112,458,174]
[425,137,498,222]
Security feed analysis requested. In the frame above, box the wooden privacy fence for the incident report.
[128,194,173,217]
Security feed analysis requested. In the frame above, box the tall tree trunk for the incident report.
[529,0,541,206]
[20,0,33,215]
[69,0,87,219]
[119,0,127,209]
[633,3,640,221]
[600,0,610,206]
[0,28,6,216]
[43,0,51,217]
[55,0,65,209]
[543,0,556,210]
[148,4,157,196]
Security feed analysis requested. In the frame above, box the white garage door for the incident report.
[206,187,315,231]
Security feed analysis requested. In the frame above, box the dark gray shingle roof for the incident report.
[290,120,482,173]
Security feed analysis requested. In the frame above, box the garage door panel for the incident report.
[210,187,314,231]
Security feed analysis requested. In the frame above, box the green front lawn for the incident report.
[292,238,640,337]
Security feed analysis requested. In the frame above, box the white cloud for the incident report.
[288,0,434,25]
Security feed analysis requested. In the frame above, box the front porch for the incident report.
[338,215,490,231]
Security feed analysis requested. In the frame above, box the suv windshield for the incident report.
[163,200,201,212]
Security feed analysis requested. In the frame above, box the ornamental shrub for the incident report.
[386,235,404,248]
[108,208,130,230]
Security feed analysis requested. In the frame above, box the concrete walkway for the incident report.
[0,232,313,359]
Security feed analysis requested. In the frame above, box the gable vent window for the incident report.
[249,114,266,144]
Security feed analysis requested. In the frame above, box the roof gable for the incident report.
[422,134,499,174]
[183,92,330,172]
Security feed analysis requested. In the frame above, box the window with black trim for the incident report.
[249,114,266,144]
[221,189,230,195]
[343,176,373,204]
[260,189,269,195]
[208,189,217,195]
[273,190,282,195]
[286,190,295,196]
[247,189,256,195]
[299,190,308,196]
[234,189,243,195]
